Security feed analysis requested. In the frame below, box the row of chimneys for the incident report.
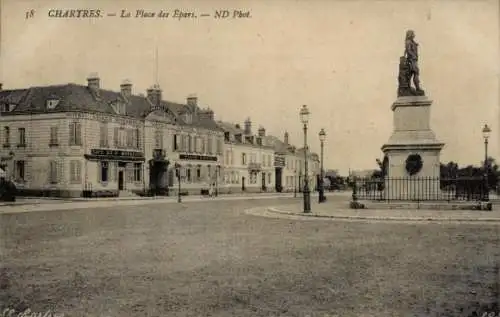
[239,119,290,145]
[240,117,270,138]
[86,73,214,119]
[87,73,198,105]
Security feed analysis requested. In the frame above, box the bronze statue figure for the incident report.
[398,30,425,97]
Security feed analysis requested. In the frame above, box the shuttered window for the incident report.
[49,161,58,184]
[69,122,82,146]
[99,124,108,147]
[70,160,82,184]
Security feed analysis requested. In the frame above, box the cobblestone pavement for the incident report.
[2,196,500,316]
[245,200,500,224]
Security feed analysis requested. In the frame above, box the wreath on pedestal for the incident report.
[405,154,423,176]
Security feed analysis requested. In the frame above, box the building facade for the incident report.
[0,75,224,197]
[0,75,321,198]
[266,132,320,193]
[218,119,275,193]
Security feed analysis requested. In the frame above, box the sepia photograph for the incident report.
[0,0,499,316]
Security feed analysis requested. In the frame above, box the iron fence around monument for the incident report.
[352,176,488,202]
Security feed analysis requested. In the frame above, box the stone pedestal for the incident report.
[381,96,445,200]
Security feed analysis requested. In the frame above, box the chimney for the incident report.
[244,117,252,135]
[147,84,162,106]
[284,131,289,145]
[199,108,214,121]
[120,79,132,97]
[187,94,198,107]
[87,72,100,92]
[186,94,198,119]
[258,126,266,137]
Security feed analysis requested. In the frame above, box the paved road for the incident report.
[0,191,350,214]
[1,196,499,316]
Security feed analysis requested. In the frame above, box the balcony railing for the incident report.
[153,149,165,159]
[248,162,262,171]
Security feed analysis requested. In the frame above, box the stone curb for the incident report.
[0,194,309,215]
[266,207,500,223]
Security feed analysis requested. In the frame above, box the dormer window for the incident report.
[46,99,60,110]
[183,113,192,124]
[0,104,16,112]
[111,102,126,115]
[235,134,242,143]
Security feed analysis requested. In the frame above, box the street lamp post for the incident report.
[482,124,491,202]
[294,169,297,198]
[175,163,182,203]
[215,165,220,197]
[300,105,311,213]
[318,128,327,203]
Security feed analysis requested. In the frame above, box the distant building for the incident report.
[350,169,376,179]
[265,132,320,193]
[217,119,275,193]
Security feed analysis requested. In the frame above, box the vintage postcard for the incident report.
[0,0,499,316]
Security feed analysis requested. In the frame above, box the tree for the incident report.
[482,156,499,190]
[372,155,389,179]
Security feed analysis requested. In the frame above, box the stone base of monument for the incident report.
[379,95,446,205]
[382,95,444,181]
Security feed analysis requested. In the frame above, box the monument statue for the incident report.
[398,30,425,97]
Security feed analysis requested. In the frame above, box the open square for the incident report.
[2,197,500,316]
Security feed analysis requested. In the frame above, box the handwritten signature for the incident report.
[2,308,64,317]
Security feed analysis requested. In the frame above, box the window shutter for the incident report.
[110,162,115,182]
[127,165,133,182]
[75,123,82,145]
[69,161,74,182]
[126,130,131,147]
[74,161,80,182]
[57,161,63,183]
[114,128,119,147]
[68,123,74,145]
[48,161,54,183]
[180,135,185,151]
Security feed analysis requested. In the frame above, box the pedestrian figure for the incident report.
[208,183,214,197]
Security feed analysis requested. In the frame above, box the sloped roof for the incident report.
[264,135,290,153]
[0,89,29,104]
[0,84,223,132]
[216,121,245,135]
[0,84,141,117]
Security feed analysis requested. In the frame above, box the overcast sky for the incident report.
[1,0,498,175]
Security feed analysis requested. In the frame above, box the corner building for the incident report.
[0,75,223,197]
